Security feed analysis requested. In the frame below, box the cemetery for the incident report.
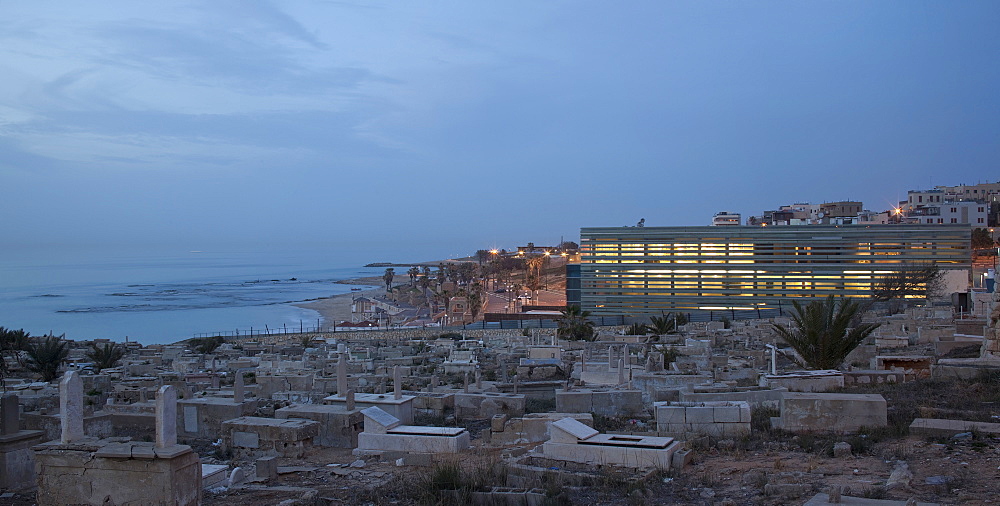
[0,294,998,504]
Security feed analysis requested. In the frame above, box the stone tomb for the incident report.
[33,375,201,506]
[454,391,526,420]
[0,394,45,491]
[654,400,751,438]
[177,392,259,440]
[772,392,887,434]
[323,392,414,424]
[274,403,363,448]
[541,417,682,469]
[489,412,593,445]
[220,416,320,459]
[354,406,470,456]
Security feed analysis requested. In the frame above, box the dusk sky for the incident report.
[2,1,998,263]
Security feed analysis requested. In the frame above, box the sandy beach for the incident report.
[296,259,477,327]
[294,275,399,326]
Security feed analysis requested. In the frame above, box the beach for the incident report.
[294,275,393,326]
[295,258,479,327]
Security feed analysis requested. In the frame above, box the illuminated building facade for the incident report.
[577,225,970,316]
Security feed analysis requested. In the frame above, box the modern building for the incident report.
[575,225,970,317]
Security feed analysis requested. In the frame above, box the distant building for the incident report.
[750,201,862,226]
[575,224,970,317]
[934,181,1000,227]
[819,201,863,222]
[712,212,741,226]
[905,200,988,226]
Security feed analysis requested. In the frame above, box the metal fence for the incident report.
[189,306,804,340]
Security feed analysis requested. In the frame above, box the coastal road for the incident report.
[483,288,565,315]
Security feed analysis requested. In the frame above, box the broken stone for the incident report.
[832,441,852,458]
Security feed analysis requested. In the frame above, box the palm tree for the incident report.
[383,268,395,292]
[407,267,420,285]
[648,315,677,336]
[771,296,880,370]
[25,336,69,382]
[624,322,648,335]
[85,342,125,372]
[557,305,596,341]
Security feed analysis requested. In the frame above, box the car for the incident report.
[495,288,506,293]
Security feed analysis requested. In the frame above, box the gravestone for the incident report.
[156,385,177,448]
[59,371,84,443]
[234,372,245,403]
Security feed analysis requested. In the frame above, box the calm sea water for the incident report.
[0,246,383,345]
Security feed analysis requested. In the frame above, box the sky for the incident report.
[1,1,998,263]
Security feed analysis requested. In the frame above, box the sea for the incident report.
[0,246,387,346]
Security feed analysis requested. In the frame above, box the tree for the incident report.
[0,327,30,381]
[25,336,69,382]
[624,323,648,335]
[871,263,944,302]
[557,305,595,341]
[407,267,420,285]
[525,256,544,298]
[191,336,224,355]
[85,342,125,372]
[465,282,486,319]
[771,296,880,370]
[649,314,679,335]
[383,268,395,292]
[972,228,996,251]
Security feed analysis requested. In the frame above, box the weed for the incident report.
[751,406,780,434]
[525,397,556,414]
[859,485,887,499]
[698,471,720,488]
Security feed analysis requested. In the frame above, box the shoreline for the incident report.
[294,275,399,327]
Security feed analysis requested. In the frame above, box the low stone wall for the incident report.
[554,389,643,417]
[763,371,844,392]
[774,393,886,434]
[631,373,714,404]
[678,388,784,409]
[454,392,525,420]
[843,370,913,386]
[22,412,113,443]
[410,392,455,417]
[654,401,750,438]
